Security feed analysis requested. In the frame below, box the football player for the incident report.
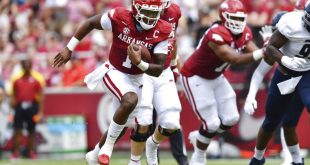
[179,0,266,164]
[245,1,309,165]
[129,0,186,164]
[53,0,172,165]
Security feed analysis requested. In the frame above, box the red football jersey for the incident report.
[108,7,172,74]
[161,3,181,68]
[181,24,253,79]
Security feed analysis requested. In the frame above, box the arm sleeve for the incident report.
[247,59,272,99]
[100,12,112,31]
[153,39,169,55]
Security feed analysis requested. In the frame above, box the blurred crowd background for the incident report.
[0,0,300,91]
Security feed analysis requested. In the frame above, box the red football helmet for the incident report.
[132,0,163,30]
[219,0,247,35]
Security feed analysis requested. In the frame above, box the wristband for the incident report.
[137,60,149,71]
[253,49,264,61]
[66,37,79,51]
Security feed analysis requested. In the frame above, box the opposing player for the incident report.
[53,0,172,164]
[179,0,266,164]
[129,0,186,164]
[246,2,310,165]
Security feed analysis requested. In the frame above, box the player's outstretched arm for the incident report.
[53,14,103,68]
[266,30,307,69]
[209,41,264,66]
[244,59,273,115]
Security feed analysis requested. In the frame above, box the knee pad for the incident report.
[130,125,152,142]
[158,125,179,136]
[206,118,221,133]
[221,113,240,127]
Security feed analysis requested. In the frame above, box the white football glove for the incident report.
[281,56,307,69]
[259,25,273,42]
[244,98,257,115]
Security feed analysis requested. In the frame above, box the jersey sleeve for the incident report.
[154,39,169,55]
[100,11,112,31]
[276,12,294,39]
[206,30,226,45]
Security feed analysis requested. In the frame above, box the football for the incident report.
[132,44,152,62]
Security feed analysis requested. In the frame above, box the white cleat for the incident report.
[128,160,141,165]
[85,150,99,165]
[188,131,207,165]
[145,137,159,165]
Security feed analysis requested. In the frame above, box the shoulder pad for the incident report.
[109,7,132,25]
[207,25,232,45]
[170,3,182,19]
[276,12,302,38]
[156,20,173,35]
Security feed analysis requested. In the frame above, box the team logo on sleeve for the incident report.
[212,34,224,42]
[123,27,130,35]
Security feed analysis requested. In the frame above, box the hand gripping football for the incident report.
[132,44,152,62]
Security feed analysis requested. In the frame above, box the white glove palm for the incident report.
[281,56,307,69]
[259,25,273,42]
[244,98,257,115]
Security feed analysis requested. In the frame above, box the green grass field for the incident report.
[0,152,309,165]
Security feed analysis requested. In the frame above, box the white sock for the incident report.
[99,120,125,157]
[130,154,141,162]
[254,147,266,160]
[280,128,292,163]
[288,144,302,163]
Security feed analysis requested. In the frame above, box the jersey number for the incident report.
[298,44,310,59]
[122,55,132,68]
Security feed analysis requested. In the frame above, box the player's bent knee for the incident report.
[206,118,221,133]
[159,121,180,130]
[222,113,239,126]
[158,110,180,130]
[121,92,138,110]
[130,124,152,142]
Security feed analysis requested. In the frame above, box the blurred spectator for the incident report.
[10,57,45,159]
[60,57,87,87]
